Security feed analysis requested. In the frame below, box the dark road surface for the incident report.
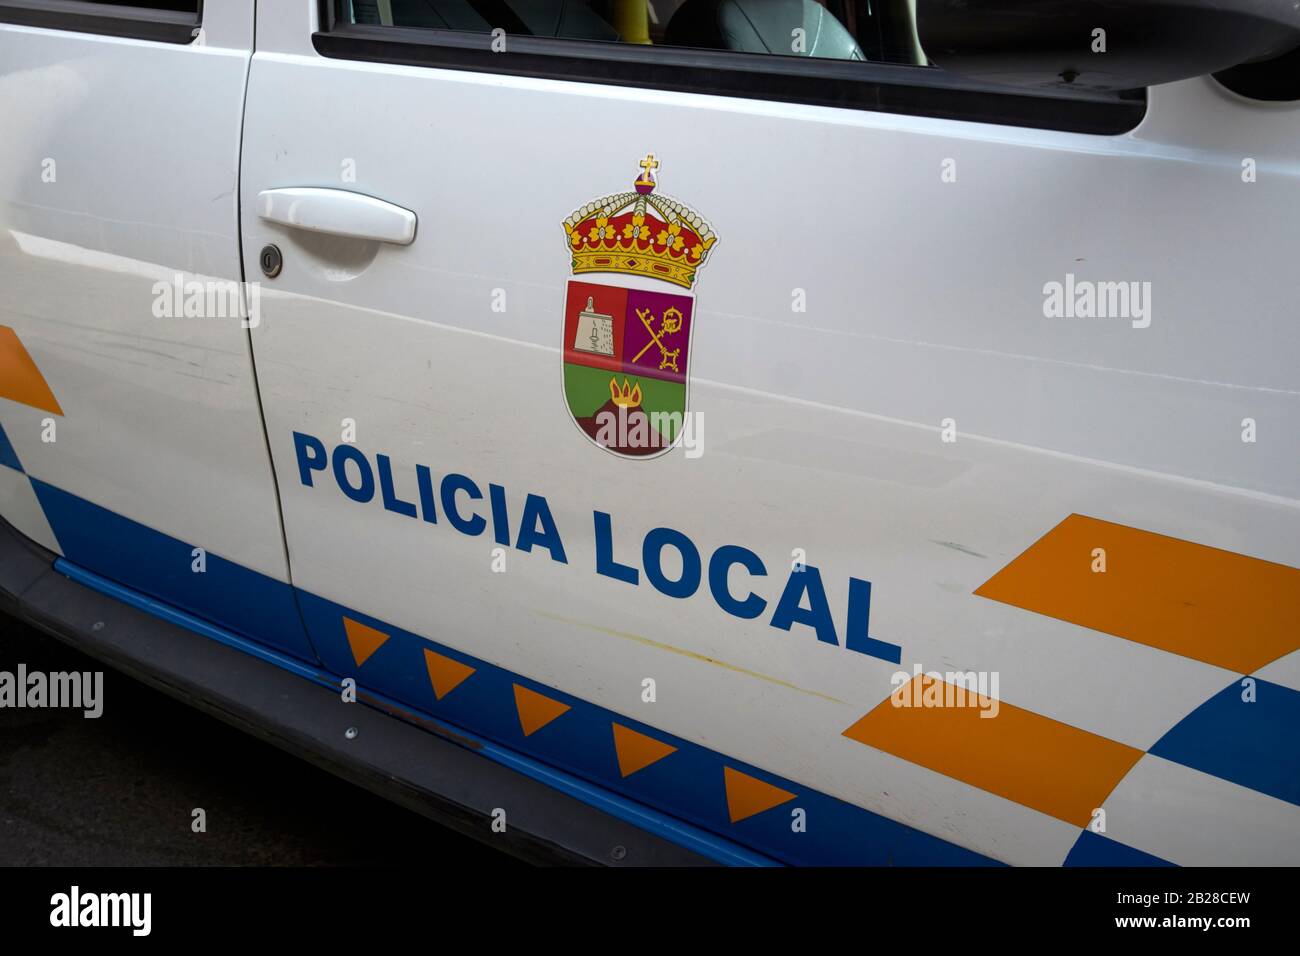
[0,614,519,867]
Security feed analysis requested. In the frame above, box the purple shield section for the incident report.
[623,289,693,384]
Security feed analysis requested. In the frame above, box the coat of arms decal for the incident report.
[560,155,717,458]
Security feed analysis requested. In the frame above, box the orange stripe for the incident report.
[976,513,1300,673]
[611,723,677,778]
[0,326,63,415]
[722,767,796,824]
[842,675,1142,827]
[513,684,570,737]
[342,616,389,667]
[423,649,475,700]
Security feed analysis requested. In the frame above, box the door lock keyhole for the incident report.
[259,244,282,279]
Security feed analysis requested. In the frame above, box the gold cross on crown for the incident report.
[637,154,659,182]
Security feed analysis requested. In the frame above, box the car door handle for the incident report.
[256,187,417,246]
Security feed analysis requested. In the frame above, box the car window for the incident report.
[346,0,927,66]
[323,0,1145,133]
[80,0,197,9]
[0,0,201,43]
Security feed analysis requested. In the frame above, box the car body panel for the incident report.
[0,4,315,659]
[235,3,1300,864]
[0,0,1295,866]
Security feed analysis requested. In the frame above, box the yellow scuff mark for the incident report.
[536,611,846,706]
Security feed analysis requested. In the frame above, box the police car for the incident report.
[0,0,1297,866]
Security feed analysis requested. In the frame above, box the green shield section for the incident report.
[563,362,686,443]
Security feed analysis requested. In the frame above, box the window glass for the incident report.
[345,0,928,66]
[80,0,198,10]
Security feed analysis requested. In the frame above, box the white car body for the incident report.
[0,0,1296,866]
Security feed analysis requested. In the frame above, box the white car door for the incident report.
[0,0,315,660]
[240,0,1300,865]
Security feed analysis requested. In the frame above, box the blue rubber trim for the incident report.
[35,478,316,662]
[55,558,326,685]
[53,557,777,867]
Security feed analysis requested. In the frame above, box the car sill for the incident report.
[0,516,747,866]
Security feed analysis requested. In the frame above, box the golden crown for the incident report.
[563,155,717,290]
[609,377,643,408]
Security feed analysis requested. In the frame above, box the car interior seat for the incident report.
[382,0,621,41]
[665,0,865,60]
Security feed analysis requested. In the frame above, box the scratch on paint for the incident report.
[931,540,988,559]
[362,692,483,750]
[537,611,846,705]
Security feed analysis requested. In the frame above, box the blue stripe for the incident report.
[55,558,775,867]
[1063,830,1175,867]
[0,422,22,473]
[1150,677,1300,806]
[32,479,1001,866]
[31,478,316,663]
[299,592,1000,867]
[55,558,329,685]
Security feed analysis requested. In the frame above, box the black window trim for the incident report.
[0,0,201,45]
[313,0,1145,135]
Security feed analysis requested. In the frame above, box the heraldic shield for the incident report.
[560,155,718,458]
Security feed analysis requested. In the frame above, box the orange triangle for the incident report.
[342,616,389,667]
[612,723,677,777]
[0,326,63,416]
[424,648,475,700]
[723,767,796,823]
[513,684,570,737]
